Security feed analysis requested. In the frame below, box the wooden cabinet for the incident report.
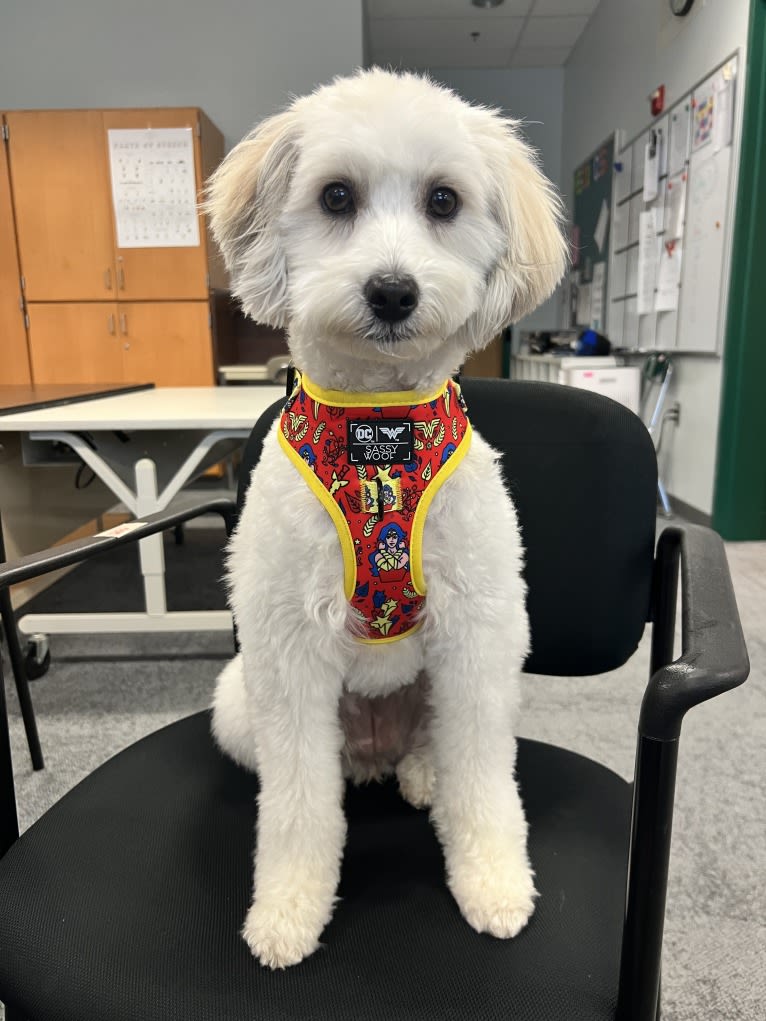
[0,122,31,384]
[5,111,117,302]
[118,303,214,385]
[27,302,214,386]
[27,304,123,384]
[3,106,226,388]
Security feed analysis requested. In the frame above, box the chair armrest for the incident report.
[0,498,236,593]
[640,522,750,741]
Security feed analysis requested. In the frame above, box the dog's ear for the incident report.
[467,114,567,343]
[205,110,300,327]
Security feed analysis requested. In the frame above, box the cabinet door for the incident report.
[28,303,123,384]
[0,119,30,383]
[102,109,211,301]
[119,302,214,386]
[6,111,117,301]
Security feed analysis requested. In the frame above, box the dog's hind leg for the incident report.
[395,672,435,808]
[396,744,435,809]
[211,653,260,773]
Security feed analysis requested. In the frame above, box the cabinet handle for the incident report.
[107,314,116,335]
[118,265,125,290]
[104,268,112,291]
[119,313,128,335]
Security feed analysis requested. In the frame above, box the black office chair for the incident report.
[0,379,749,1021]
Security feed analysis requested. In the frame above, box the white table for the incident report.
[0,386,284,638]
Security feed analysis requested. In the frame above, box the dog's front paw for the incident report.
[449,856,537,939]
[242,893,332,969]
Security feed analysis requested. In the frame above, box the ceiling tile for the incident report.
[371,16,524,51]
[510,45,571,67]
[364,0,601,72]
[367,0,533,19]
[519,15,589,47]
[370,46,515,70]
[530,0,599,15]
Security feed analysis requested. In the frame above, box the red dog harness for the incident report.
[278,372,472,643]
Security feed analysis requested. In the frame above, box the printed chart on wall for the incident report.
[571,135,615,332]
[609,54,738,354]
[107,128,201,249]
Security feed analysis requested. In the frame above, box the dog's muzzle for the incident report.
[364,275,419,323]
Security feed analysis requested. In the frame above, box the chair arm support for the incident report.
[0,498,237,593]
[640,523,749,741]
[618,524,749,1018]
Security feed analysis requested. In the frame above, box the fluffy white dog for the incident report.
[206,68,566,969]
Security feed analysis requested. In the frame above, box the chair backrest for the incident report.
[237,378,658,677]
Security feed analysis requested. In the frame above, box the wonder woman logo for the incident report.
[282,412,309,443]
[414,419,445,448]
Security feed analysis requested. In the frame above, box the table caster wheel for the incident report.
[25,633,51,680]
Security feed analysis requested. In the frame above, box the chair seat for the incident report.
[0,712,630,1021]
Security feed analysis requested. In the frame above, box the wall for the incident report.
[430,68,566,331]
[563,0,751,516]
[0,0,364,149]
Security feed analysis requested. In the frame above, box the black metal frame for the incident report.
[0,512,44,772]
[0,511,748,1021]
[617,524,749,1020]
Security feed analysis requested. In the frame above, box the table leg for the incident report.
[135,458,167,617]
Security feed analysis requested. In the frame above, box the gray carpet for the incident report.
[2,526,764,1020]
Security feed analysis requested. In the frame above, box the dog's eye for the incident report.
[321,182,355,215]
[427,187,459,220]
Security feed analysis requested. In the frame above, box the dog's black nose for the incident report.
[364,275,419,323]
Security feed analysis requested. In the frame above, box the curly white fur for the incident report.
[206,67,566,968]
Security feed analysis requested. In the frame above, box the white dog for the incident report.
[206,68,566,969]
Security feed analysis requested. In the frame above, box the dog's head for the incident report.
[206,68,566,388]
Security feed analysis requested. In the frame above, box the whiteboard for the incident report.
[676,131,733,352]
[606,54,739,354]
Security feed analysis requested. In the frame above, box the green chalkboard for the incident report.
[572,135,615,330]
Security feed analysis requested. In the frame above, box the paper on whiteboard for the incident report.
[668,104,691,176]
[692,86,715,152]
[637,209,658,315]
[593,199,609,255]
[590,261,605,330]
[665,174,687,241]
[643,134,660,202]
[713,74,734,152]
[655,241,682,312]
[108,128,200,248]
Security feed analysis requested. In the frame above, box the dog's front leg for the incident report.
[427,641,535,939]
[242,648,347,969]
[423,443,535,939]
